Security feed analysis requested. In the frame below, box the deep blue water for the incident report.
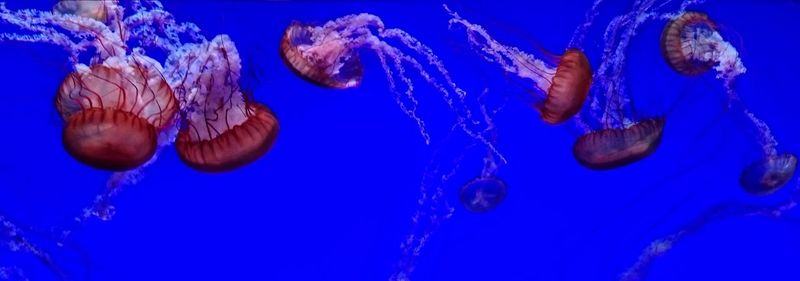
[1,1,799,280]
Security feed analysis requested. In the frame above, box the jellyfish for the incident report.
[166,35,280,172]
[0,0,260,229]
[55,55,178,171]
[445,5,592,125]
[392,88,506,280]
[459,168,507,213]
[278,13,504,163]
[660,11,718,75]
[565,0,723,171]
[740,154,797,195]
[659,11,796,194]
[280,22,363,89]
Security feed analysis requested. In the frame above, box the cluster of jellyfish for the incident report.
[0,0,798,280]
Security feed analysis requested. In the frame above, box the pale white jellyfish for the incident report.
[392,88,507,281]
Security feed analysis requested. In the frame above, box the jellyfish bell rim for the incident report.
[573,118,666,170]
[279,21,364,90]
[539,48,592,125]
[62,108,158,171]
[176,102,280,173]
[660,11,718,76]
[739,153,798,196]
[459,175,508,213]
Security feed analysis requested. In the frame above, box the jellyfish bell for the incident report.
[53,0,109,23]
[660,11,719,76]
[445,7,591,125]
[740,153,798,195]
[56,57,178,171]
[459,175,507,213]
[573,118,665,170]
[171,35,280,172]
[176,101,279,173]
[536,49,592,124]
[280,21,363,89]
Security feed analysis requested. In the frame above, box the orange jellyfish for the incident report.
[660,11,718,76]
[662,11,796,193]
[445,5,592,125]
[167,35,279,172]
[567,0,678,170]
[573,118,665,170]
[740,154,797,195]
[280,21,363,89]
[56,56,178,171]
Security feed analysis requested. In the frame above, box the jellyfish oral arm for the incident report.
[0,3,124,62]
[445,7,555,95]
[124,9,205,51]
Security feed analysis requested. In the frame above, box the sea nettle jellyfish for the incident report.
[445,5,592,125]
[0,0,240,228]
[661,11,796,194]
[56,55,178,171]
[167,35,279,172]
[565,0,693,171]
[278,13,503,160]
[660,11,717,75]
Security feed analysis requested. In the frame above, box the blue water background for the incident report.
[1,0,799,280]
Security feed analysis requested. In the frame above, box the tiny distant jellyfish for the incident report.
[740,154,798,195]
[52,0,108,22]
[56,56,178,171]
[277,13,504,158]
[167,35,280,172]
[460,131,507,213]
[445,5,593,125]
[661,11,796,193]
[460,174,507,213]
[392,88,506,280]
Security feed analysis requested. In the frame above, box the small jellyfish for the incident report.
[53,0,109,22]
[660,11,718,76]
[740,153,798,195]
[460,176,507,213]
[446,6,592,125]
[280,22,363,89]
[56,56,178,171]
[573,118,665,170]
[168,35,280,172]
